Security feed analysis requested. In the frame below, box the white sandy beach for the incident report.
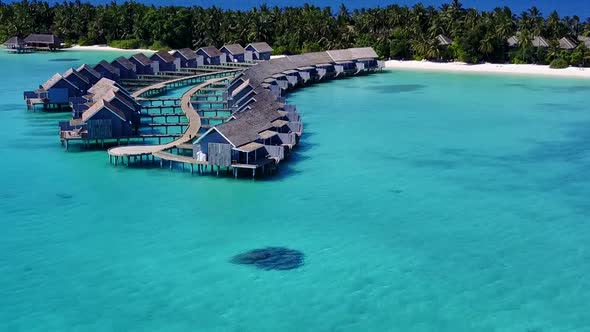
[385,60,590,79]
[69,44,155,53]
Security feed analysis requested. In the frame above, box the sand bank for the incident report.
[385,60,590,79]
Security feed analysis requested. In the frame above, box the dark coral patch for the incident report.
[231,247,304,270]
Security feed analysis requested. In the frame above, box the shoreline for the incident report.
[68,45,155,53]
[384,60,590,79]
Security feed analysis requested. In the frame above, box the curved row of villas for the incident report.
[190,47,383,174]
[23,42,272,111]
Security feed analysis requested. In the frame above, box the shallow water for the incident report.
[1,51,590,331]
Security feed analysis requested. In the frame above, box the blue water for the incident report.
[13,0,590,18]
[1,50,590,331]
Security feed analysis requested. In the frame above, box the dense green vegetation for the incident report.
[1,0,589,65]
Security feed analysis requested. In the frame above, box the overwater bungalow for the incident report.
[197,46,223,65]
[220,44,246,63]
[111,56,137,79]
[129,53,158,75]
[559,37,577,50]
[436,34,453,46]
[71,99,133,139]
[94,60,120,81]
[63,68,90,93]
[172,48,199,68]
[150,51,180,72]
[76,64,102,85]
[245,42,273,61]
[3,36,28,53]
[24,73,81,110]
[24,33,62,50]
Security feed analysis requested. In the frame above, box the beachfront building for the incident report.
[245,42,273,61]
[76,64,102,85]
[578,36,590,48]
[197,47,223,65]
[172,48,199,68]
[3,36,28,53]
[129,53,158,75]
[220,44,246,63]
[150,51,180,72]
[24,33,62,50]
[94,60,120,81]
[559,37,577,50]
[111,56,137,79]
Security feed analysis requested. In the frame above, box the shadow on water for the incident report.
[230,247,305,271]
[373,84,427,94]
[48,58,80,62]
[536,102,585,112]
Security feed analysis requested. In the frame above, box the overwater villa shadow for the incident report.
[230,247,305,271]
[373,84,427,94]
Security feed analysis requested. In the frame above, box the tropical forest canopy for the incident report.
[1,0,590,65]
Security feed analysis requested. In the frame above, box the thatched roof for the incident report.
[532,36,549,48]
[436,34,453,46]
[24,33,61,45]
[198,46,222,57]
[246,42,273,53]
[130,53,153,66]
[507,36,519,47]
[41,73,77,91]
[327,47,378,61]
[82,99,126,122]
[559,37,577,50]
[4,36,26,47]
[578,36,590,47]
[151,50,176,63]
[112,56,135,70]
[220,44,245,55]
[173,48,197,60]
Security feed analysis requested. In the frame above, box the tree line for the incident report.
[1,0,590,66]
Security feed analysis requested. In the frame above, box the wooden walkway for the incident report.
[108,76,231,158]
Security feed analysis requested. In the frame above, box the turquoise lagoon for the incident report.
[1,50,590,331]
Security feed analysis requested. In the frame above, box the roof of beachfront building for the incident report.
[152,50,176,63]
[174,48,197,60]
[507,36,519,47]
[130,53,153,66]
[436,34,453,46]
[246,42,273,53]
[220,44,245,55]
[4,36,26,46]
[578,36,590,47]
[532,36,549,48]
[112,56,135,70]
[24,33,61,45]
[198,46,222,57]
[559,37,577,50]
